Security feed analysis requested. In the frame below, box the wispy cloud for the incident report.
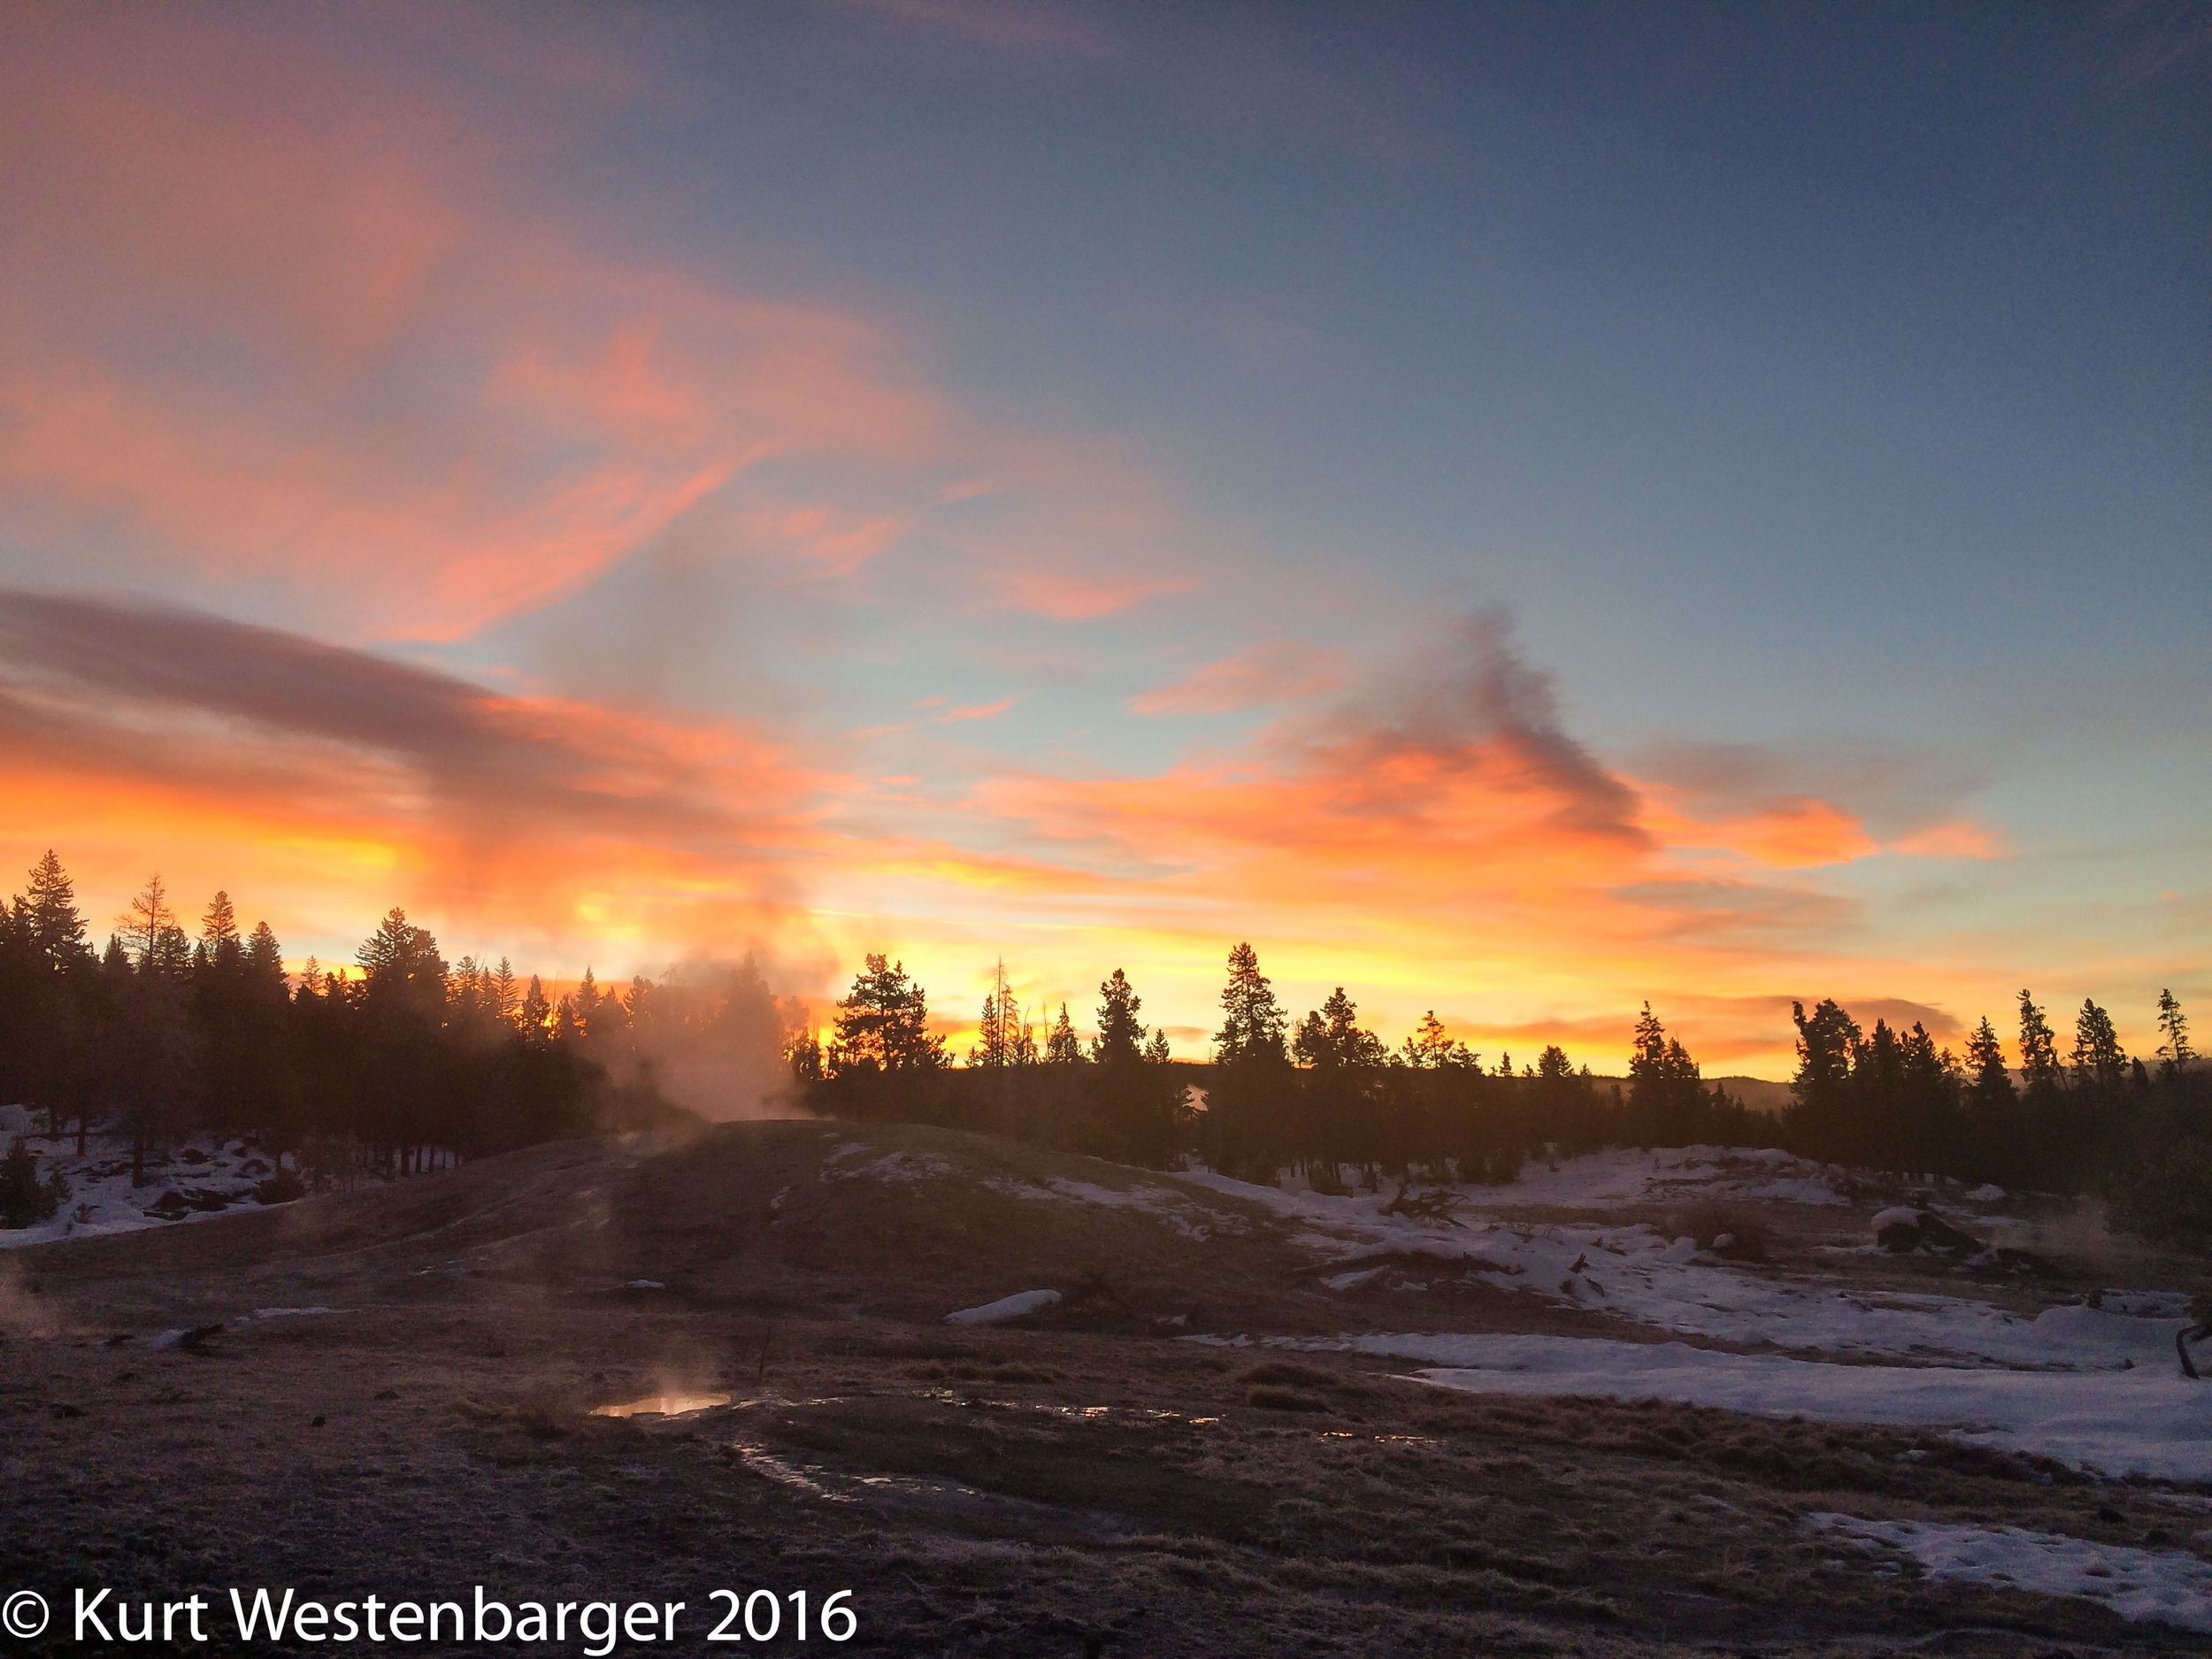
[0,12,1198,642]
[1131,640,1343,716]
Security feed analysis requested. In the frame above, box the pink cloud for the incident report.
[1131,641,1344,716]
[1891,819,2007,860]
[0,13,1203,641]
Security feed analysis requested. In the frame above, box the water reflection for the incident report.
[590,1392,733,1418]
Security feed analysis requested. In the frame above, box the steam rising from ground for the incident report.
[0,1256,62,1338]
[626,956,810,1123]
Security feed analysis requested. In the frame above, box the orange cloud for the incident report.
[0,593,832,968]
[1647,794,1879,869]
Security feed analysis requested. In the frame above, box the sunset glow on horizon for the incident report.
[2,5,2203,1078]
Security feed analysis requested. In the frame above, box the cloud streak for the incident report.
[0,590,826,961]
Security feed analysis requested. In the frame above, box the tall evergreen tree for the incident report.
[1213,942,1287,1065]
[2070,999,2127,1094]
[520,975,552,1042]
[969,960,1023,1068]
[2016,990,2062,1095]
[1044,1002,1084,1065]
[1295,988,1384,1069]
[1205,942,1291,1178]
[1085,967,1180,1166]
[2153,988,2193,1079]
[826,955,946,1074]
[572,967,605,1036]
[491,957,520,1022]
[244,920,284,983]
[23,850,93,968]
[1627,1003,1706,1147]
[1397,1010,1474,1070]
[1964,1018,2010,1102]
[356,908,448,1020]
[200,890,241,950]
[1093,968,1147,1064]
[1784,998,1860,1161]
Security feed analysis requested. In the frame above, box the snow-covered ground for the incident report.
[1283,1333,2210,1481]
[1173,1145,2207,1499]
[1173,1156,2191,1371]
[0,1102,318,1248]
[1808,1513,2212,1633]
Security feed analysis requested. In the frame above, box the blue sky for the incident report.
[0,2,2202,1071]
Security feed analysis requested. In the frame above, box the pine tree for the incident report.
[23,850,92,969]
[520,975,552,1042]
[117,873,183,972]
[244,921,284,984]
[1296,988,1384,1070]
[2154,988,2193,1079]
[1142,1029,1171,1064]
[1628,1003,1706,1147]
[826,955,946,1075]
[1398,1010,1473,1070]
[572,967,603,1037]
[356,909,447,1020]
[1094,968,1147,1064]
[1784,998,1861,1161]
[787,1029,825,1084]
[492,957,520,1022]
[2016,990,2062,1094]
[1964,1017,2010,1100]
[200,890,240,949]
[1213,942,1286,1064]
[970,960,1019,1068]
[1044,1002,1084,1065]
[2069,999,2127,1094]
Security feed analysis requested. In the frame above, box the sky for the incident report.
[0,1,2204,1077]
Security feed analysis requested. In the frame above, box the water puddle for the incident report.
[590,1392,732,1419]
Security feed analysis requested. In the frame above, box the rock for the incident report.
[1873,1208,1984,1254]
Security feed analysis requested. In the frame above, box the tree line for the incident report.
[796,943,1768,1186]
[0,852,779,1187]
[798,941,2207,1240]
[5,849,2202,1242]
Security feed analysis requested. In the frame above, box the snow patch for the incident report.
[1808,1513,2212,1633]
[1372,1333,2212,1481]
[945,1288,1062,1326]
[0,1122,319,1249]
[997,1176,1229,1240]
[826,1150,953,1185]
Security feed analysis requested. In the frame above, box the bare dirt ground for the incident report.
[3,1119,2207,1656]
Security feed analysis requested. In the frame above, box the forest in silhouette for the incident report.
[2,851,2205,1243]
